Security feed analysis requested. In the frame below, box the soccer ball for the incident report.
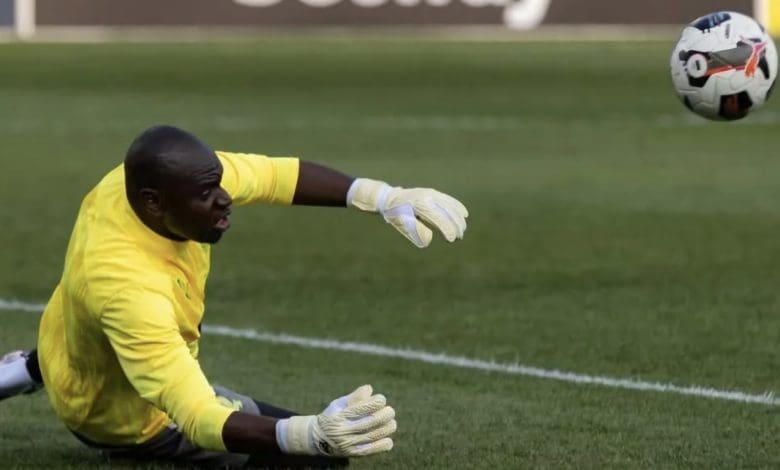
[670,11,778,121]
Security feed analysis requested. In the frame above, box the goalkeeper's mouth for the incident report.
[214,210,231,231]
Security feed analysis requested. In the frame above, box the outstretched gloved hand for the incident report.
[347,178,468,248]
[275,385,396,457]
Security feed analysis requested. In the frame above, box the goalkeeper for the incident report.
[0,125,468,468]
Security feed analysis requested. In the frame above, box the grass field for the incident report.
[2,38,780,468]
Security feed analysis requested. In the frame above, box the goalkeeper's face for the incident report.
[161,153,233,244]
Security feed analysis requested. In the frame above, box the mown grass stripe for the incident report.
[3,298,777,406]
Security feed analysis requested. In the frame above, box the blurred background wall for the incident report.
[2,0,775,38]
[0,0,13,27]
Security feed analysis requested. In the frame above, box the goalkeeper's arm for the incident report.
[292,161,469,248]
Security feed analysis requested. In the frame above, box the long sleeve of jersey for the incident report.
[100,287,234,451]
[216,151,300,206]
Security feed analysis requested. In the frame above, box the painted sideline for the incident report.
[0,298,46,312]
[2,298,778,407]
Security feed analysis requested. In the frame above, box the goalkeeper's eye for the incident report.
[200,189,212,200]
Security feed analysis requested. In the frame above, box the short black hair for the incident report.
[124,125,204,198]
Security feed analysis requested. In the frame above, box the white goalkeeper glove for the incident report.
[275,385,396,458]
[347,178,469,248]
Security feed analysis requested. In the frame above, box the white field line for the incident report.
[2,297,778,406]
[0,298,46,312]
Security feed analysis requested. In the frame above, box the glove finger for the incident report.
[438,191,469,218]
[437,196,468,235]
[346,385,373,405]
[361,419,397,442]
[384,205,433,248]
[323,385,373,417]
[435,199,467,239]
[338,419,397,448]
[343,394,387,419]
[344,406,396,433]
[415,200,462,242]
[348,438,394,457]
[412,219,434,247]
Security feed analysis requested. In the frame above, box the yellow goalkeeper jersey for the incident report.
[38,151,299,451]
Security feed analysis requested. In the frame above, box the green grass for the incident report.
[2,39,780,468]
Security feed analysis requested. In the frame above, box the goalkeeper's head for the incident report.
[124,125,233,244]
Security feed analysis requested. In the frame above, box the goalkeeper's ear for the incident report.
[139,188,164,217]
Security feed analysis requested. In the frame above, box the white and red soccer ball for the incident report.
[670,11,778,121]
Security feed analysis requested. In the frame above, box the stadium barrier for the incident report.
[1,0,776,39]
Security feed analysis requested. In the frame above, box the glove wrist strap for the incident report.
[276,416,318,455]
[347,178,393,213]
